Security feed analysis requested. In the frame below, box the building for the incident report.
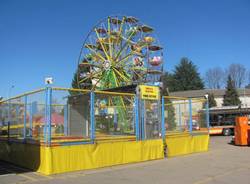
[170,89,250,128]
[170,88,250,107]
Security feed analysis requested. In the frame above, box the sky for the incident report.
[0,0,250,98]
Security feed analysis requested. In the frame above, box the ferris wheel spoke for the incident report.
[107,17,113,60]
[79,62,102,68]
[113,67,130,82]
[114,29,137,61]
[131,68,145,79]
[130,66,147,71]
[111,70,119,87]
[115,17,126,45]
[116,53,134,65]
[116,96,126,112]
[95,28,111,61]
[91,74,105,90]
[118,52,145,69]
[120,35,137,45]
[85,44,106,62]
[133,66,148,78]
[78,70,102,83]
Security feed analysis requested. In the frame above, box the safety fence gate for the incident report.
[136,85,162,140]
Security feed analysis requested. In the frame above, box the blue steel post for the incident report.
[16,106,19,120]
[29,103,33,137]
[64,104,68,136]
[7,100,11,127]
[178,104,182,127]
[23,95,27,140]
[7,100,10,140]
[45,87,52,146]
[90,92,95,141]
[135,96,140,140]
[189,98,193,133]
[161,97,165,141]
[44,90,47,144]
[114,108,117,131]
[48,88,52,145]
[141,100,145,140]
[206,99,210,133]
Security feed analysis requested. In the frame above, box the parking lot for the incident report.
[1,136,250,184]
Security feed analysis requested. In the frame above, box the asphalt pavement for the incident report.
[1,136,250,184]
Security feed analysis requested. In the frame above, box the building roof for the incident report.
[169,88,250,98]
[208,106,250,115]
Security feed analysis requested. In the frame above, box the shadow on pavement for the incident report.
[0,160,31,175]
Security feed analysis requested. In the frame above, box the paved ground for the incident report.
[1,136,250,184]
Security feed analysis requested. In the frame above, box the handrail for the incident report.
[163,96,189,100]
[52,87,90,92]
[163,96,206,101]
[52,87,135,96]
[0,88,46,103]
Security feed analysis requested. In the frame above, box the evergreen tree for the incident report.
[161,72,175,95]
[163,89,176,131]
[171,57,204,92]
[71,59,92,88]
[70,70,80,96]
[207,93,217,108]
[223,75,241,106]
[201,93,216,128]
[71,59,92,95]
[71,70,79,89]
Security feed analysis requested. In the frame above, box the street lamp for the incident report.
[204,93,210,132]
[8,85,15,99]
[45,77,53,85]
[204,93,209,100]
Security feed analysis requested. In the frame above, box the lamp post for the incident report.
[204,93,210,132]
[8,85,15,99]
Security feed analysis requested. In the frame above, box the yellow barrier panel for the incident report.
[48,139,163,175]
[0,139,164,175]
[166,133,209,157]
[0,141,51,174]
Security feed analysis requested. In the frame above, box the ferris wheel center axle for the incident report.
[103,60,111,70]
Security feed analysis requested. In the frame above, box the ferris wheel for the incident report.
[77,15,163,90]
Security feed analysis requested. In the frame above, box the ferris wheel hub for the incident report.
[103,60,111,70]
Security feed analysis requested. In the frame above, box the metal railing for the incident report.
[163,96,209,133]
[0,87,209,146]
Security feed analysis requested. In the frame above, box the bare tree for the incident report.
[226,63,247,88]
[248,70,250,85]
[246,70,250,88]
[204,67,224,89]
